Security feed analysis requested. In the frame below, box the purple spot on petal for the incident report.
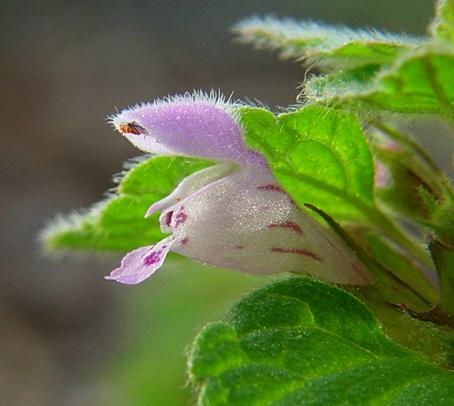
[143,252,162,266]
[175,207,188,227]
[181,238,189,245]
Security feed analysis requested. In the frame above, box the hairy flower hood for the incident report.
[106,92,371,286]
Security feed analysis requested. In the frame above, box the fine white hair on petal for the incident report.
[107,89,249,128]
[108,90,266,165]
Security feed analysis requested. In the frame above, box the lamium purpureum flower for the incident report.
[106,92,372,286]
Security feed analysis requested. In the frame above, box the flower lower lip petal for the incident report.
[105,237,174,285]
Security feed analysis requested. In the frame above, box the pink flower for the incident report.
[106,92,371,286]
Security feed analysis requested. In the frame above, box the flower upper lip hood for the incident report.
[111,93,263,166]
[106,91,372,286]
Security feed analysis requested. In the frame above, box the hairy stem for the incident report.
[372,121,440,173]
[369,208,433,270]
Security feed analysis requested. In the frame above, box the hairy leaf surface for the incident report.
[431,0,454,43]
[234,17,420,70]
[304,46,454,119]
[189,277,454,406]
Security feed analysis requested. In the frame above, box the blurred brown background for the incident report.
[0,1,436,404]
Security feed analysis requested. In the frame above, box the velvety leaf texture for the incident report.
[189,277,454,406]
[240,105,375,222]
[304,46,454,119]
[431,0,454,43]
[233,17,420,70]
[41,156,211,252]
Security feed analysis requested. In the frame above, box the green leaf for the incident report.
[239,105,374,222]
[302,64,382,103]
[304,46,454,120]
[41,156,211,252]
[189,277,454,406]
[431,0,454,43]
[359,232,439,312]
[233,17,420,70]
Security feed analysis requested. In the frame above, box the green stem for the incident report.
[372,120,453,199]
[357,291,454,370]
[280,169,434,294]
[422,58,454,127]
[306,204,436,310]
[364,232,439,307]
[369,208,433,270]
[372,121,440,173]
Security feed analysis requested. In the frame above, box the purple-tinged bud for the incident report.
[111,92,262,165]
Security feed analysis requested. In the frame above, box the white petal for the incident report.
[165,164,371,285]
